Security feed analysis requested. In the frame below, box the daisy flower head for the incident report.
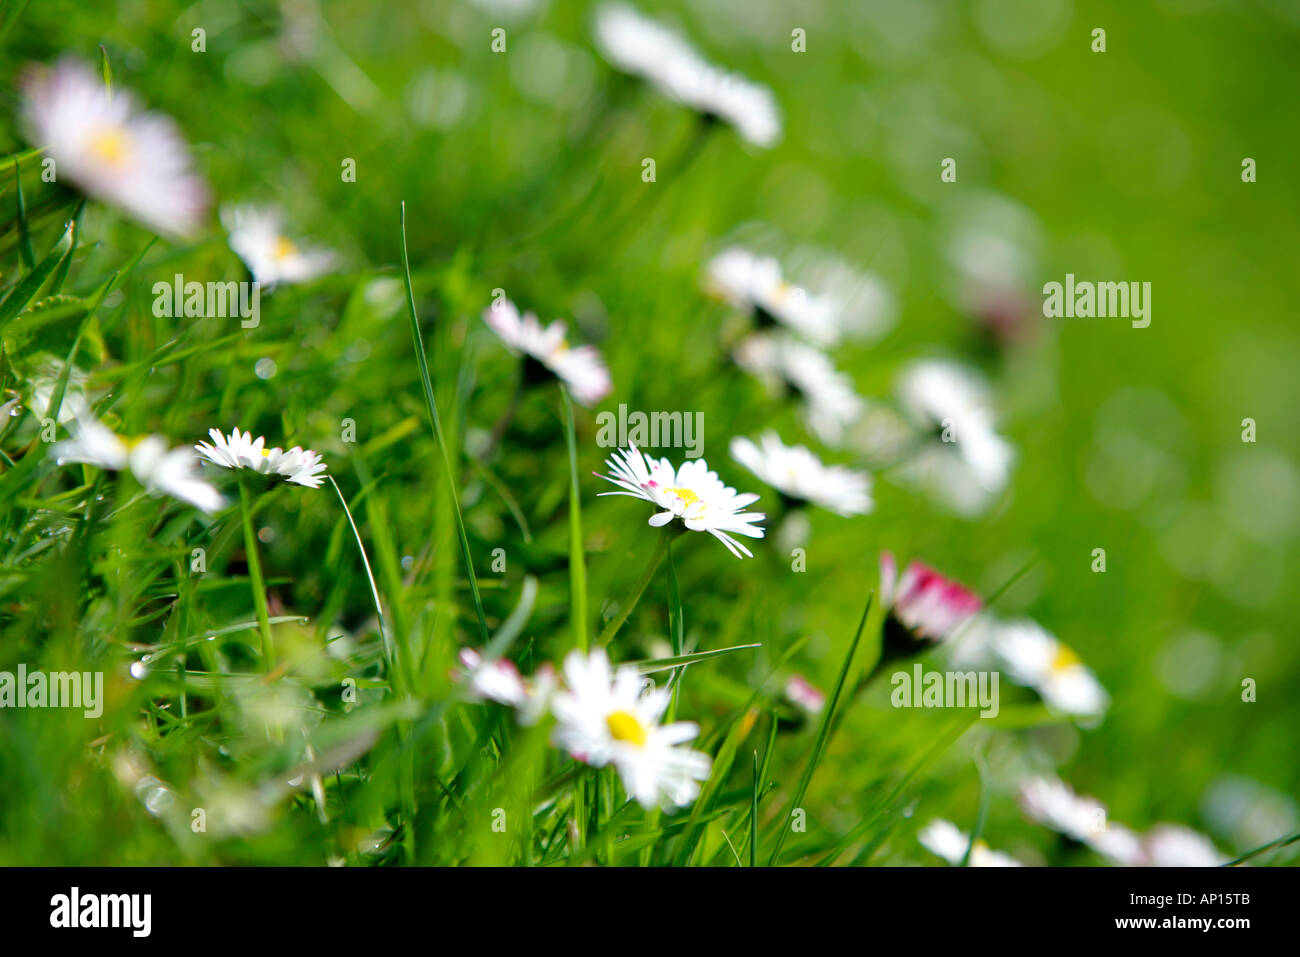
[730,431,872,516]
[21,57,208,238]
[52,417,224,513]
[784,674,826,715]
[734,333,864,447]
[993,618,1109,717]
[593,4,781,148]
[918,819,1023,867]
[706,247,839,346]
[1141,825,1226,867]
[550,648,711,810]
[878,551,982,661]
[895,359,1015,516]
[222,205,335,287]
[1018,775,1112,846]
[597,444,765,558]
[457,648,557,726]
[483,296,612,406]
[195,428,327,489]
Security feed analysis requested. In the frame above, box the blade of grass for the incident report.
[596,531,668,645]
[398,201,489,646]
[560,385,587,651]
[767,591,873,866]
[328,475,392,681]
[13,158,34,269]
[0,218,75,332]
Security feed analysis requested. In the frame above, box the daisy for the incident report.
[784,674,825,715]
[730,431,872,516]
[195,427,327,489]
[222,205,335,287]
[1141,825,1226,867]
[1018,775,1116,849]
[706,247,839,346]
[457,648,557,727]
[483,296,612,406]
[918,819,1023,867]
[51,417,224,513]
[992,618,1109,717]
[593,3,781,148]
[894,359,1015,515]
[597,444,765,558]
[734,333,864,446]
[550,648,711,810]
[20,57,208,238]
[878,551,981,662]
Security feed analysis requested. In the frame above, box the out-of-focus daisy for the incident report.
[734,333,864,446]
[918,819,1023,867]
[483,296,612,407]
[784,674,825,714]
[597,444,765,558]
[20,57,208,238]
[195,427,327,489]
[593,3,781,148]
[706,248,839,346]
[878,551,981,662]
[895,359,1015,516]
[457,648,556,726]
[222,205,335,287]
[550,648,711,810]
[993,618,1109,717]
[730,431,872,516]
[52,417,224,513]
[1141,825,1226,867]
[1018,775,1114,847]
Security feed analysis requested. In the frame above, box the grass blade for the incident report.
[766,591,873,866]
[560,385,587,651]
[398,201,489,646]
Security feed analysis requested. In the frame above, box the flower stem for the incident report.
[238,481,274,669]
[597,531,669,646]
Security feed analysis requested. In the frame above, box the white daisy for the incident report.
[918,819,1023,867]
[1141,825,1226,867]
[1018,775,1114,847]
[593,4,781,148]
[222,205,335,287]
[550,648,711,810]
[457,648,557,726]
[993,618,1109,717]
[21,57,208,238]
[706,247,840,346]
[483,296,612,406]
[734,333,864,447]
[730,431,872,516]
[597,444,765,558]
[51,417,224,513]
[895,359,1015,515]
[784,674,825,715]
[195,427,327,489]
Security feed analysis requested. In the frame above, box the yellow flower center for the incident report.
[606,710,647,747]
[1051,644,1081,672]
[273,236,298,260]
[261,448,272,457]
[88,126,131,168]
[665,485,700,507]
